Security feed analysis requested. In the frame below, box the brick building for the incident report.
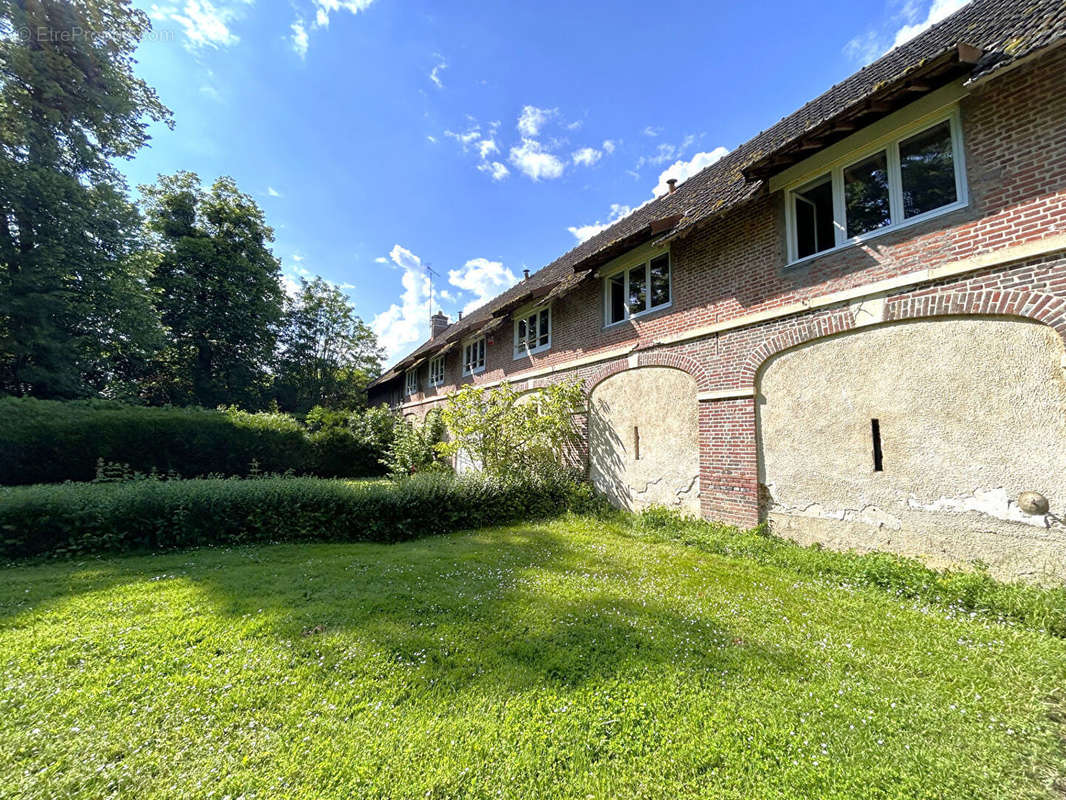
[369,0,1066,581]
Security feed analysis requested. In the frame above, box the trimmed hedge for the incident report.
[0,397,385,484]
[0,473,586,559]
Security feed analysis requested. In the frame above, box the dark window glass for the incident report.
[516,318,527,345]
[538,309,550,346]
[650,254,670,307]
[608,274,625,323]
[628,265,646,316]
[793,175,834,258]
[900,120,957,219]
[844,150,891,238]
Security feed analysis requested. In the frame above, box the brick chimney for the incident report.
[430,310,450,339]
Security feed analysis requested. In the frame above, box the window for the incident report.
[514,306,551,357]
[604,252,671,325]
[899,120,957,219]
[843,150,891,238]
[429,354,445,387]
[786,112,966,265]
[462,337,485,375]
[404,368,418,396]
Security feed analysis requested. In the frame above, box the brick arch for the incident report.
[740,288,1066,388]
[583,350,711,399]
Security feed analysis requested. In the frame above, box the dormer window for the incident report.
[604,252,671,326]
[404,368,418,396]
[462,337,485,376]
[428,354,445,387]
[785,111,966,265]
[514,306,551,358]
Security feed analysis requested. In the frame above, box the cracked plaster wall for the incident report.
[588,367,700,515]
[757,316,1066,582]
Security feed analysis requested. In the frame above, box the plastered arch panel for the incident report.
[588,366,700,514]
[756,316,1066,582]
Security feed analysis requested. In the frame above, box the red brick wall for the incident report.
[384,47,1066,527]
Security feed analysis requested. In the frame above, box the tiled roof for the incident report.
[372,0,1066,386]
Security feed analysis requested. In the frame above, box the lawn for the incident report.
[2,515,1065,799]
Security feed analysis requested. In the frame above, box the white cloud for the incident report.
[509,139,565,181]
[290,19,309,57]
[371,245,432,363]
[291,252,304,262]
[478,161,510,181]
[517,105,557,137]
[199,84,221,101]
[637,135,698,169]
[565,145,729,243]
[843,30,881,65]
[892,0,969,47]
[426,135,438,143]
[429,55,447,89]
[312,0,375,27]
[149,0,248,49]
[374,256,388,263]
[567,203,634,243]
[445,127,483,149]
[572,146,602,167]
[281,273,302,299]
[444,120,509,180]
[448,258,519,315]
[642,125,662,137]
[844,0,971,64]
[602,139,617,154]
[267,186,282,197]
[651,147,729,197]
[477,137,499,159]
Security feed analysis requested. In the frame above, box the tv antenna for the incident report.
[425,263,441,316]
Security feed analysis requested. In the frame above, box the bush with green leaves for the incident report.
[436,380,584,479]
[0,472,585,559]
[384,411,448,478]
[0,396,395,484]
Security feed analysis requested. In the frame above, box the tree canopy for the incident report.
[0,0,172,397]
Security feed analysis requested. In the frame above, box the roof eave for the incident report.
[742,42,984,182]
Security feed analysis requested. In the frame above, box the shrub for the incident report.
[0,397,393,484]
[437,380,584,480]
[0,473,586,559]
[384,411,448,478]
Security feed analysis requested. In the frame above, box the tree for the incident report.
[273,277,383,413]
[140,172,284,409]
[0,0,172,397]
[437,380,584,479]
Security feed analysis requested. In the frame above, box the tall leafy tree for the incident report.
[0,0,171,397]
[274,276,383,413]
[140,172,285,409]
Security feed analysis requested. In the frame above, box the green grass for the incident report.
[2,514,1065,799]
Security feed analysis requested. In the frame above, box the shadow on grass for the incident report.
[0,524,801,692]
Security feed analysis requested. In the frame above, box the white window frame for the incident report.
[513,304,552,359]
[602,251,672,328]
[462,336,486,376]
[784,107,967,267]
[404,368,418,396]
[428,354,445,387]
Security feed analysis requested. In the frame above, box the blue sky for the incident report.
[125,0,968,364]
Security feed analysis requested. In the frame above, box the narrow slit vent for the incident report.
[871,418,883,472]
[633,426,640,461]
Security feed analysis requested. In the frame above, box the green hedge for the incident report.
[0,397,385,484]
[0,473,584,559]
